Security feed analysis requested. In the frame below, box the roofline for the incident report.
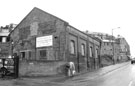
[9,7,101,44]
[9,7,69,36]
[34,7,68,23]
[67,25,101,42]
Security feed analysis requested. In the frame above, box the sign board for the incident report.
[36,35,53,48]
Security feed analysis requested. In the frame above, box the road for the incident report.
[0,62,135,86]
[66,62,135,86]
[71,62,135,86]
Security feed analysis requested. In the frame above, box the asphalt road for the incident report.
[0,62,134,86]
[66,62,135,86]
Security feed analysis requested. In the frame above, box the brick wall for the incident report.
[10,8,68,76]
[19,60,66,76]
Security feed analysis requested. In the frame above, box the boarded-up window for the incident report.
[81,44,85,56]
[70,40,75,54]
[40,50,47,59]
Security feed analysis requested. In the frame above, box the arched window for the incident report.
[81,44,85,56]
[70,40,75,54]
[89,46,93,57]
[95,49,98,58]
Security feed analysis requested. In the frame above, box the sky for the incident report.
[0,0,135,56]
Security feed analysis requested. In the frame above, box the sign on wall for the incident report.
[36,35,53,48]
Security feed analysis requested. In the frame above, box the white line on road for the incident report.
[129,81,133,86]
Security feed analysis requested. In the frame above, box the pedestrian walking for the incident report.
[65,62,76,77]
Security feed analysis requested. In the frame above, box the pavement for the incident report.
[0,61,130,86]
[21,61,129,82]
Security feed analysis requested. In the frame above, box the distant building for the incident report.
[117,36,130,61]
[0,24,17,58]
[87,32,130,64]
[87,32,114,41]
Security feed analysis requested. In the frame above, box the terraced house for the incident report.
[0,24,16,58]
[10,7,101,76]
[88,32,130,66]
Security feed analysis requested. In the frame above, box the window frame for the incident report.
[89,46,93,57]
[95,48,99,58]
[2,37,6,43]
[70,40,76,55]
[81,43,85,56]
[39,49,47,60]
[20,52,25,59]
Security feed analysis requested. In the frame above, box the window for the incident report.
[40,50,47,59]
[111,43,113,45]
[70,40,75,54]
[81,44,85,56]
[95,49,98,58]
[6,37,10,42]
[2,37,6,43]
[89,46,93,57]
[21,52,25,59]
[0,37,2,42]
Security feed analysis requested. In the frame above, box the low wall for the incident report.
[19,60,66,77]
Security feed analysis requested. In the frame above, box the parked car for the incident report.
[131,58,135,64]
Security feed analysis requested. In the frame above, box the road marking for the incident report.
[129,81,133,86]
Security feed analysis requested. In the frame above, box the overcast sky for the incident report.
[0,0,135,56]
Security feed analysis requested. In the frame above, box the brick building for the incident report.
[10,7,101,76]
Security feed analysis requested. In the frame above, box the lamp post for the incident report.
[112,27,120,64]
